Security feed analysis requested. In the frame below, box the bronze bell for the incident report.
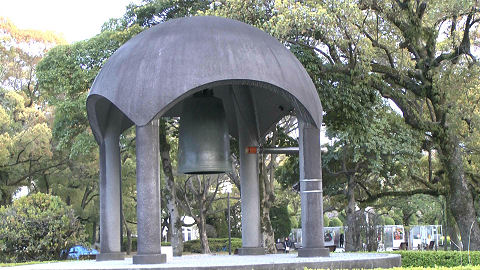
[178,91,231,174]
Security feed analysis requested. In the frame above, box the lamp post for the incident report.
[222,183,233,255]
[222,182,232,255]
[228,190,231,255]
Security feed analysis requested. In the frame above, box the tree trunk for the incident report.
[159,119,183,256]
[259,155,276,253]
[197,212,210,254]
[439,135,480,250]
[446,196,462,250]
[126,229,132,255]
[91,221,97,245]
[365,213,378,252]
[121,207,132,254]
[345,174,359,251]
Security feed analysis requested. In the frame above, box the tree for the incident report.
[159,118,183,256]
[176,174,225,254]
[279,0,480,249]
[102,0,212,31]
[320,104,426,251]
[257,116,298,253]
[0,89,59,205]
[206,0,480,249]
[0,17,65,103]
[0,19,66,206]
[0,193,86,263]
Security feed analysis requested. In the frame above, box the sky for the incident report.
[1,0,140,43]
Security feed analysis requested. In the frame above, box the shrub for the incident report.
[270,203,292,239]
[307,267,480,270]
[329,217,343,227]
[121,238,170,252]
[391,251,480,267]
[183,238,242,253]
[0,193,86,263]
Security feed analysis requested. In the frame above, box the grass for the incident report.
[0,260,63,267]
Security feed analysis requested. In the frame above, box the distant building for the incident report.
[181,216,199,241]
[162,216,199,242]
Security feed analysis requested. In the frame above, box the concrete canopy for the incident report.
[86,16,322,143]
[89,16,329,262]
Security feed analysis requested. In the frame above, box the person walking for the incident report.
[339,233,344,248]
[283,237,291,253]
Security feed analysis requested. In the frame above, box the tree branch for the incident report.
[358,188,440,204]
[287,39,334,65]
[371,63,426,96]
[7,160,67,186]
[361,28,395,68]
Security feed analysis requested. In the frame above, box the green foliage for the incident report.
[0,193,86,263]
[102,0,211,30]
[270,202,292,239]
[377,215,386,225]
[290,45,382,138]
[392,251,480,267]
[392,213,403,225]
[37,26,142,155]
[0,89,54,205]
[324,214,330,227]
[275,156,299,189]
[329,217,343,227]
[183,238,242,253]
[376,194,443,226]
[207,212,229,238]
[122,238,170,252]
[308,267,480,270]
[384,216,396,225]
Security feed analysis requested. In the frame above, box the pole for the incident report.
[246,146,299,155]
[228,191,231,255]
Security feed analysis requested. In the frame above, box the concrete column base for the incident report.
[133,253,167,264]
[298,247,330,257]
[96,252,125,261]
[237,247,265,255]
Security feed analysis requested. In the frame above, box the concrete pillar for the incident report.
[97,110,125,261]
[133,119,166,264]
[298,121,329,257]
[233,87,264,255]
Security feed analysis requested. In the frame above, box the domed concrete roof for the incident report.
[87,16,322,142]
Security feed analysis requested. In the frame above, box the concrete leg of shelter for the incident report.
[237,135,264,255]
[133,119,166,264]
[233,87,264,256]
[298,121,329,258]
[97,123,125,261]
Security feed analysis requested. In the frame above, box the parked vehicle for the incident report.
[63,245,99,260]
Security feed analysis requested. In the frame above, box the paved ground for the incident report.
[4,253,401,270]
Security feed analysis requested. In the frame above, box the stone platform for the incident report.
[6,253,401,270]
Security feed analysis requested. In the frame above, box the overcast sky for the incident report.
[1,0,140,43]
